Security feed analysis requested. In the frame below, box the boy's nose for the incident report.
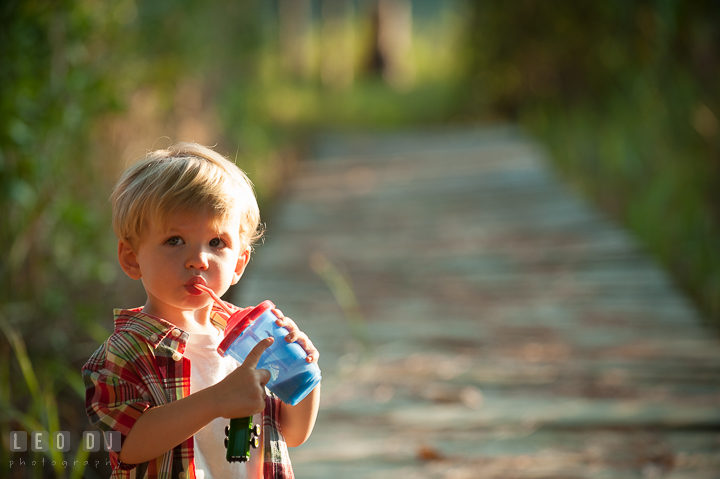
[186,250,209,270]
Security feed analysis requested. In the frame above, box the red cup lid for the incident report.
[217,300,276,357]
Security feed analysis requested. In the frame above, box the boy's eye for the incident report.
[166,237,184,246]
[209,238,225,248]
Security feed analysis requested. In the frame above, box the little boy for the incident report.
[83,142,320,479]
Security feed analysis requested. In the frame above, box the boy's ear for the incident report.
[231,248,251,285]
[118,240,142,280]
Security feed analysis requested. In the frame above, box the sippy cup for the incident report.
[194,284,321,462]
[217,300,322,406]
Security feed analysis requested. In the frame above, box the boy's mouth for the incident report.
[185,277,207,296]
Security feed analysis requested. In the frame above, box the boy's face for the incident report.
[119,207,249,324]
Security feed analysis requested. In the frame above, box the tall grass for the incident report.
[0,313,90,479]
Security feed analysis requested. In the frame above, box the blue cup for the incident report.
[218,300,322,406]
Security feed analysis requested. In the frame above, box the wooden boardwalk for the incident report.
[235,125,720,479]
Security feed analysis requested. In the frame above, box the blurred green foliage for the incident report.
[1,2,124,476]
[464,0,720,324]
[0,1,263,476]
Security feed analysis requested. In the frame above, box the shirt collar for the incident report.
[113,307,229,348]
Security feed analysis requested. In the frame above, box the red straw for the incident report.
[194,284,234,315]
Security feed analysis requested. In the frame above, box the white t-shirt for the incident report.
[185,330,263,479]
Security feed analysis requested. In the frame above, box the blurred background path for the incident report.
[236,125,720,479]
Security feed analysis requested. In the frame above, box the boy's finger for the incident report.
[257,368,272,387]
[277,316,297,331]
[242,337,274,369]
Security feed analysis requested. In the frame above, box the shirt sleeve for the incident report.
[82,342,153,471]
[262,392,295,479]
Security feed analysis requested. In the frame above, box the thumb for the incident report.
[242,336,274,370]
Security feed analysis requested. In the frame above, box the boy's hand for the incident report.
[272,309,320,364]
[212,337,274,419]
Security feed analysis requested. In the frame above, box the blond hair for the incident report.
[111,142,263,250]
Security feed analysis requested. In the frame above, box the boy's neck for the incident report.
[142,304,220,335]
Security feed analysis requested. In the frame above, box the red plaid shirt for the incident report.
[82,307,295,479]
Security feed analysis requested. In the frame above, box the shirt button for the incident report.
[172,351,183,361]
[148,333,159,343]
[171,329,181,338]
